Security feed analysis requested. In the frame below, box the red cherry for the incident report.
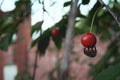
[81,32,97,47]
[51,28,59,36]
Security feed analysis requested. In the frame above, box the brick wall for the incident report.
[14,15,31,73]
[0,51,5,80]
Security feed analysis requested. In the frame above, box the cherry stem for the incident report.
[90,7,102,33]
[32,52,38,80]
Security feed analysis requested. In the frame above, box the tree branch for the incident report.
[98,0,120,27]
[60,0,78,80]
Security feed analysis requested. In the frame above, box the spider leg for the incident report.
[83,46,97,57]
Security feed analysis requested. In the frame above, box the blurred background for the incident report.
[0,0,120,80]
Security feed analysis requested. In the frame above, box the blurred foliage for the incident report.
[0,35,9,51]
[0,0,31,51]
[82,0,90,5]
[35,15,68,54]
[31,21,43,35]
[15,71,32,80]
[64,1,72,7]
[95,64,120,80]
[0,0,120,80]
[37,28,51,55]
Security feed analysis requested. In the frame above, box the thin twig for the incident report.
[98,0,120,27]
[32,24,43,80]
[32,52,38,80]
[32,1,45,79]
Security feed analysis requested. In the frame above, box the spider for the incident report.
[84,46,97,57]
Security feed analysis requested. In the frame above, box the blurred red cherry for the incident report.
[51,28,59,37]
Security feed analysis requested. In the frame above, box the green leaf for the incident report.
[95,64,120,80]
[52,36,62,49]
[0,35,9,51]
[100,29,111,40]
[74,27,84,35]
[77,4,86,18]
[37,28,51,55]
[15,71,32,80]
[59,25,67,38]
[31,21,43,35]
[77,11,86,18]
[64,1,72,7]
[82,0,90,5]
[2,17,14,27]
[114,0,117,3]
[31,37,39,47]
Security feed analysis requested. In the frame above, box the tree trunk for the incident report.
[0,51,5,80]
